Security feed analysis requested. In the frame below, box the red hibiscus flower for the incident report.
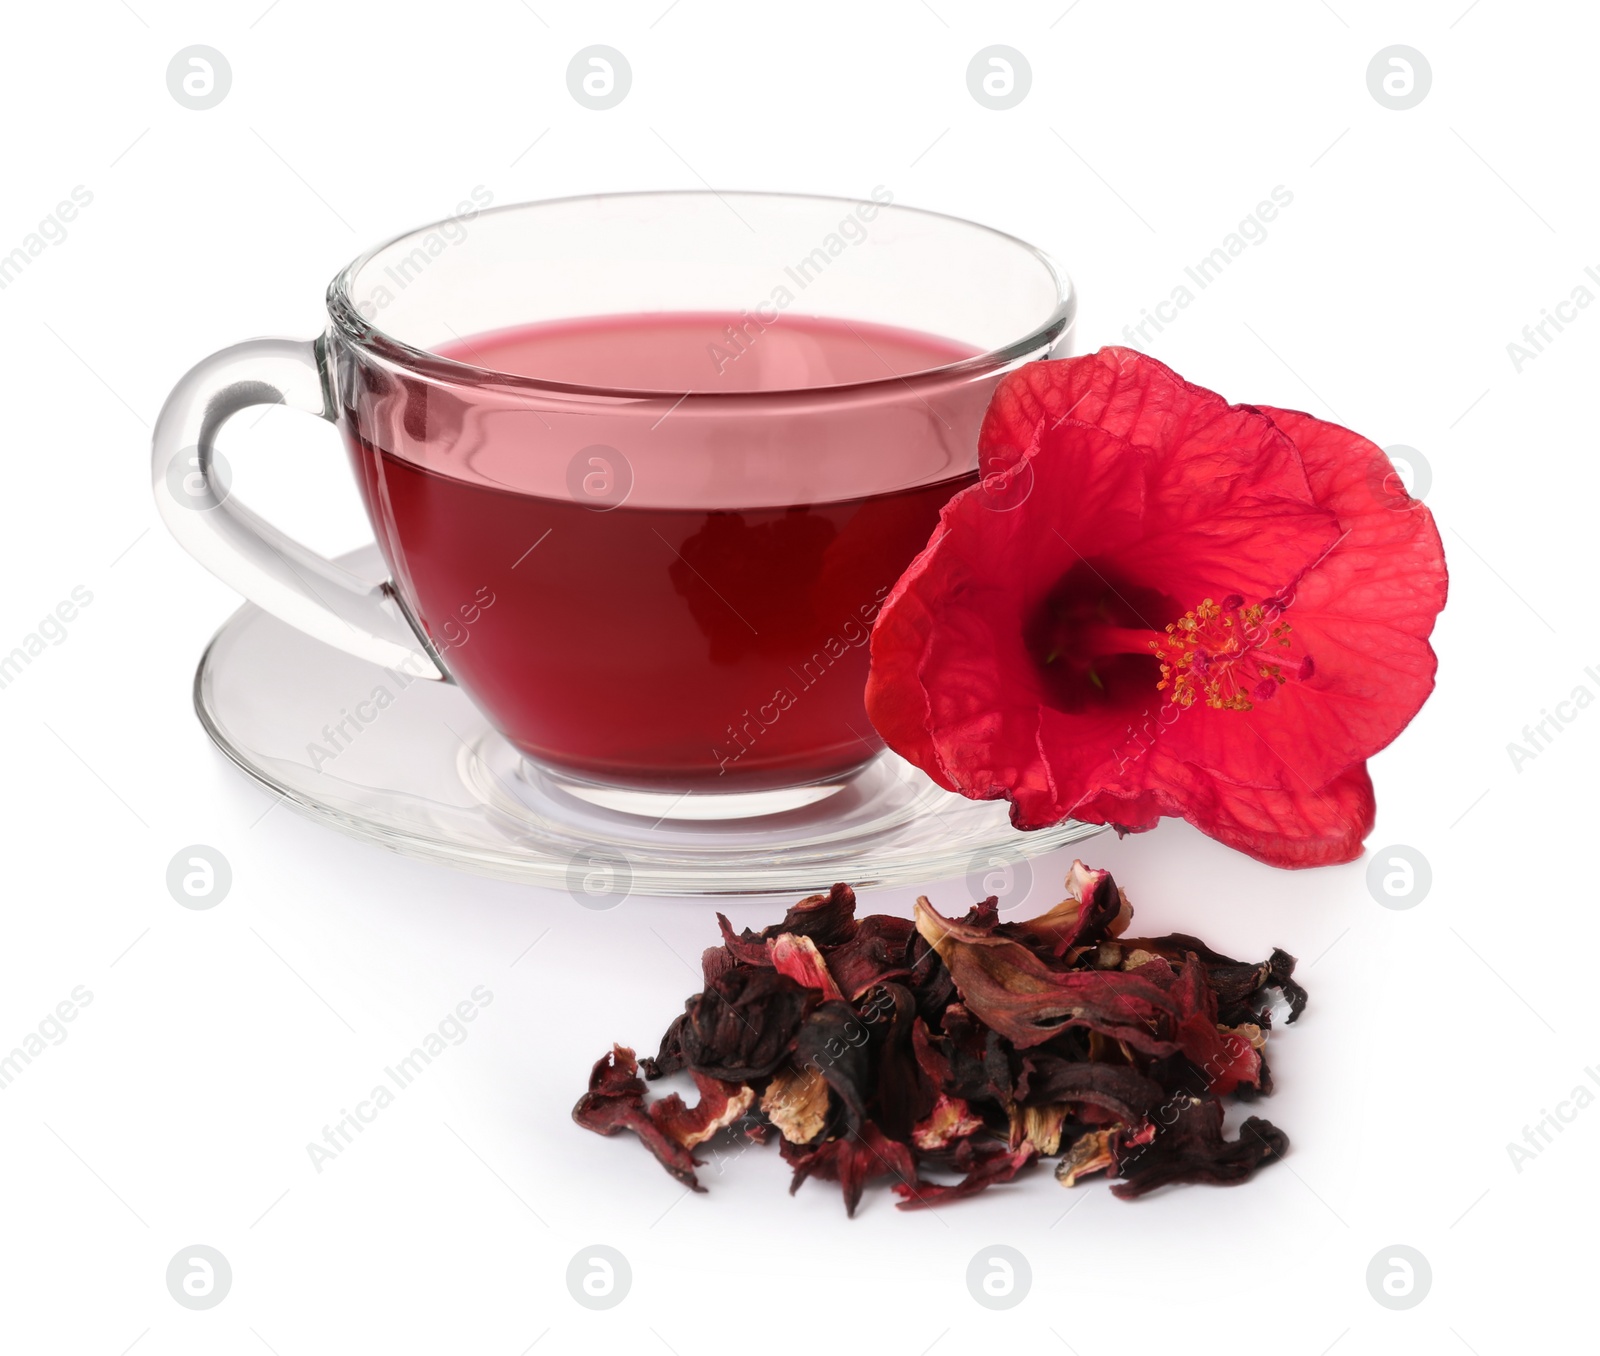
[865,347,1447,868]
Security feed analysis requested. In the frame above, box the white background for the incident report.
[0,1,1590,1352]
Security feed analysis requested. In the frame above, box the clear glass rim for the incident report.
[325,189,1075,403]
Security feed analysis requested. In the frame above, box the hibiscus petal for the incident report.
[1126,406,1446,795]
[822,913,917,999]
[1010,1103,1072,1155]
[679,967,814,1082]
[1119,934,1307,1026]
[761,1062,831,1146]
[862,535,958,791]
[780,1122,920,1217]
[914,896,1180,1052]
[869,983,935,1142]
[766,933,845,1000]
[997,859,1128,958]
[792,1001,874,1133]
[1057,1127,1120,1187]
[912,1092,986,1150]
[1166,955,1263,1097]
[759,882,861,947]
[1111,1097,1289,1198]
[1021,426,1342,799]
[1253,406,1448,767]
[870,424,1149,812]
[894,1142,1037,1210]
[980,346,1322,524]
[640,1013,687,1080]
[572,1045,705,1190]
[1075,758,1377,868]
[648,1073,756,1149]
[1013,1053,1165,1121]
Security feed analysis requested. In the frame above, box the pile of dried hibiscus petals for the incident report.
[573,861,1307,1214]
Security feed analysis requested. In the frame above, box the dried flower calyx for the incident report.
[572,863,1305,1215]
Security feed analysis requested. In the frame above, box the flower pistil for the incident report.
[1152,595,1306,712]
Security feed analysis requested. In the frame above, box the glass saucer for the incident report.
[194,547,1103,896]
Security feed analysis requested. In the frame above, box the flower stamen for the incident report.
[1151,596,1304,712]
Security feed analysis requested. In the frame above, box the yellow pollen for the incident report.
[1149,597,1294,712]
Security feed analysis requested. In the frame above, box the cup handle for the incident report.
[151,336,448,680]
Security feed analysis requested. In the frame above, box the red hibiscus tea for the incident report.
[343,312,991,794]
[155,192,1072,807]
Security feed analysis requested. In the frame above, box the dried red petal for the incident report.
[910,1016,953,1086]
[998,860,1128,958]
[821,913,917,999]
[761,1063,831,1145]
[914,895,1179,1052]
[792,1000,873,1133]
[1013,1054,1164,1122]
[700,942,740,987]
[868,983,935,1142]
[1122,934,1307,1026]
[1111,1097,1288,1197]
[648,1072,756,1150]
[781,1122,920,1217]
[1057,1127,1119,1187]
[766,933,845,1000]
[1166,955,1261,1097]
[894,1141,1037,1210]
[912,1092,985,1150]
[639,1013,686,1081]
[571,1045,704,1190]
[756,882,860,947]
[714,913,774,968]
[678,967,812,1083]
